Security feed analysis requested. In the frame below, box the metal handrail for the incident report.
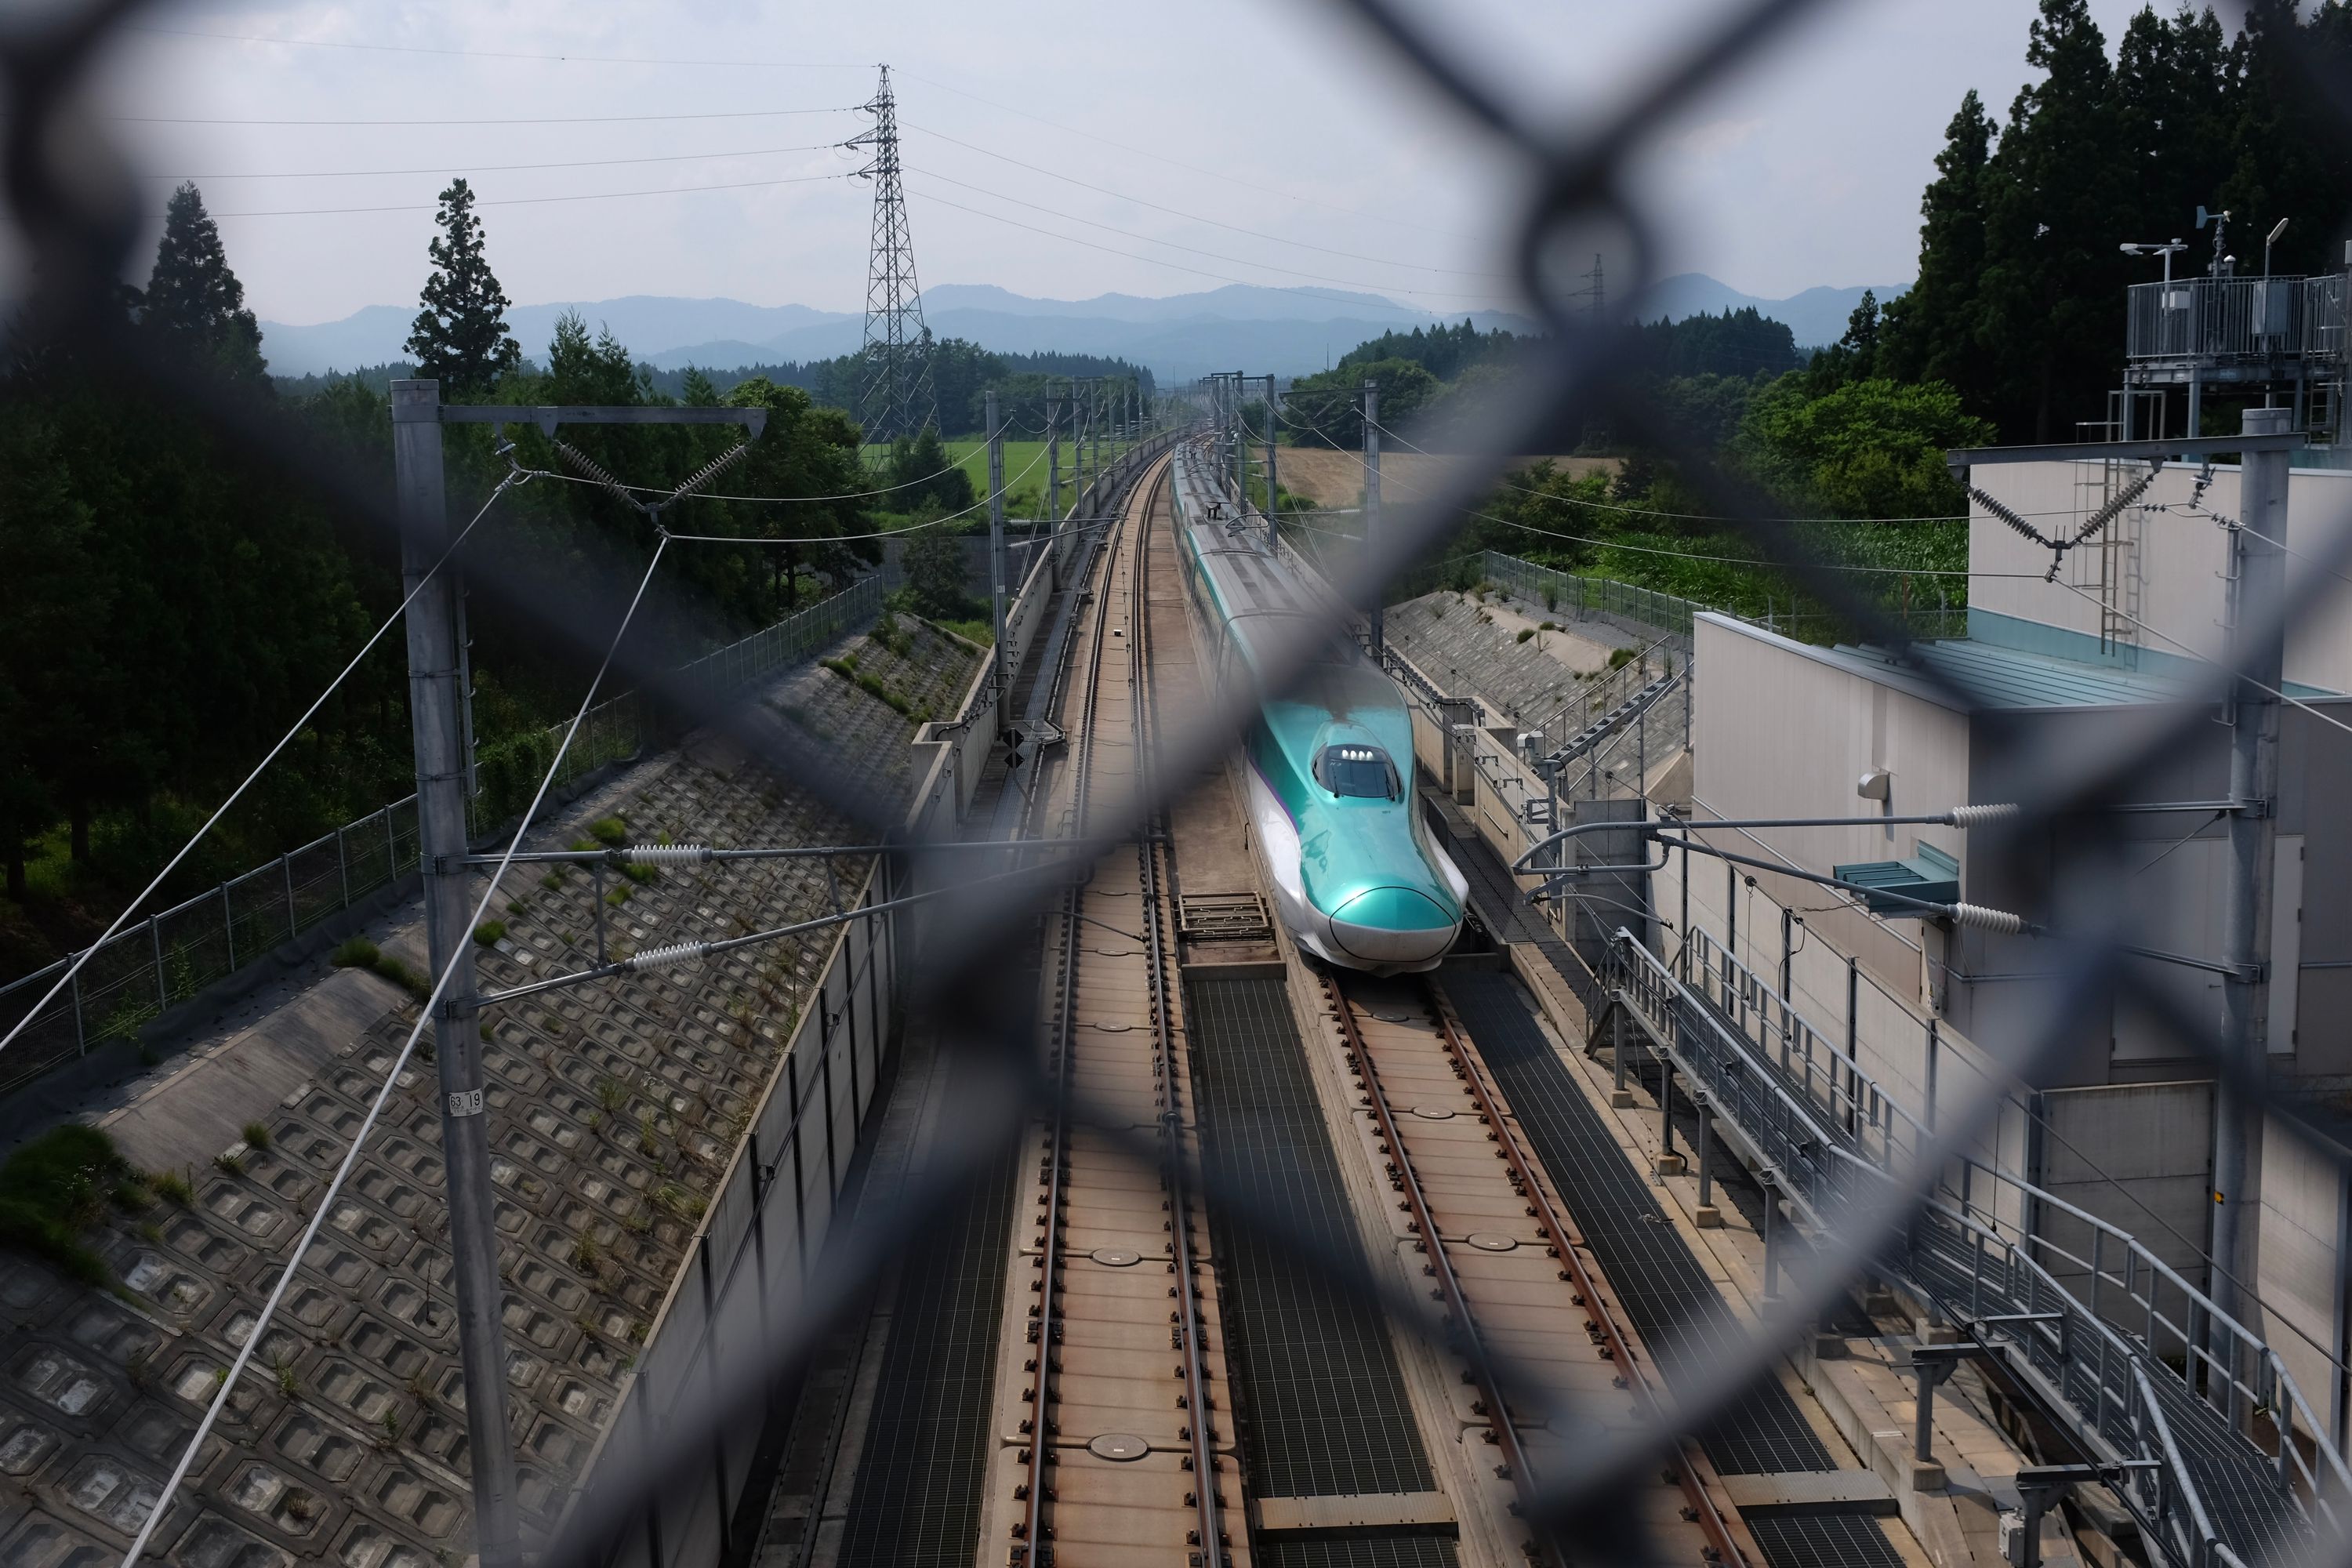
[1605,926,2346,1563]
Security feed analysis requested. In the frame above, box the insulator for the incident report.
[1946,804,2021,829]
[623,941,706,972]
[1969,485,2053,549]
[626,844,711,865]
[1948,903,2025,935]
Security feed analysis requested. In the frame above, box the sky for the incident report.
[53,0,2238,328]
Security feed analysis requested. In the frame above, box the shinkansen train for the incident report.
[1171,446,1467,973]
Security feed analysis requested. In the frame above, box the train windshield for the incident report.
[1316,744,1398,800]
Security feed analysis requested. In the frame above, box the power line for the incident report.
[113,107,862,127]
[906,169,1515,306]
[141,141,856,180]
[114,23,1484,248]
[210,169,853,219]
[0,470,528,1064]
[121,23,871,70]
[909,186,1498,311]
[902,121,1501,281]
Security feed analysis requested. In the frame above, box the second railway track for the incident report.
[1320,971,1757,1568]
[988,456,1243,1567]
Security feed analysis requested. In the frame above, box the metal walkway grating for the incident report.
[1744,1513,1906,1568]
[1441,968,1835,1475]
[1256,1537,1461,1568]
[833,1048,1021,1567]
[1187,974,1443,1500]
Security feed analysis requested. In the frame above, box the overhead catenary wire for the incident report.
[661,441,1051,543]
[118,534,673,1568]
[0,465,532,1063]
[2051,580,2352,746]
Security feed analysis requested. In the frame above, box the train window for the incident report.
[1316,744,1398,800]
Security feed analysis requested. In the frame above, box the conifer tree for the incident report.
[406,179,521,397]
[141,183,267,379]
[2221,0,2352,278]
[2111,5,2235,249]
[1879,92,1997,408]
[1975,0,2130,439]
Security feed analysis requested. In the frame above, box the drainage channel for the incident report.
[1185,972,1460,1568]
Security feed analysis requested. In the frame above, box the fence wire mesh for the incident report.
[5,4,2352,1568]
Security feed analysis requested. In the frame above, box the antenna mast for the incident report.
[850,65,938,445]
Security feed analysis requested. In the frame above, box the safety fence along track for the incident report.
[999,455,1241,1567]
[1320,970,1754,1568]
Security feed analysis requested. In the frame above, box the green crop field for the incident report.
[943,438,1141,523]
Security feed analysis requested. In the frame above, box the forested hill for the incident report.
[274,340,1154,442]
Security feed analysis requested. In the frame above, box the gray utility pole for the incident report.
[987,388,1008,691]
[392,379,519,1568]
[391,385,766,1568]
[1230,369,1246,500]
[1091,381,1102,509]
[1364,377,1383,656]
[1047,384,1062,530]
[2212,405,2294,1344]
[1263,372,1280,545]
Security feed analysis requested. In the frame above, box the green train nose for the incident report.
[1327,886,1457,964]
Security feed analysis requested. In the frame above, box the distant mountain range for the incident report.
[256,276,1906,383]
[1642,274,1909,349]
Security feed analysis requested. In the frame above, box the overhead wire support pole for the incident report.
[1263,372,1280,540]
[2214,405,2293,1351]
[1047,383,1062,532]
[988,387,1007,689]
[1364,376,1383,656]
[390,383,767,1568]
[392,379,520,1568]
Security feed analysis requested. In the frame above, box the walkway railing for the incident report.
[0,579,881,1098]
[1605,925,2350,1568]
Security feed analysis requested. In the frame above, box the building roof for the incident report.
[1694,612,2203,714]
[1835,637,2195,710]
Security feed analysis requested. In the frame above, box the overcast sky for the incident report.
[71,0,2224,328]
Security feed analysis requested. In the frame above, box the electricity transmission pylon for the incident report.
[850,65,938,445]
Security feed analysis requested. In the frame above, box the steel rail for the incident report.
[1422,979,1755,1568]
[1014,500,1118,1566]
[1131,463,1230,1564]
[1323,975,1556,1564]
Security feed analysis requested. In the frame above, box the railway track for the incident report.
[995,457,1242,1567]
[1320,970,1757,1568]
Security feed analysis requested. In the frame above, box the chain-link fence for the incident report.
[0,580,879,1098]
[6,5,2352,1568]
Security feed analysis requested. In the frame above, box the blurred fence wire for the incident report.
[5,2,2352,1568]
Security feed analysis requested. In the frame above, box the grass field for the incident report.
[942,438,1140,523]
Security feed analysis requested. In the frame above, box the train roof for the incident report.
[1177,460,1397,717]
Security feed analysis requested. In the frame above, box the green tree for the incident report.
[884,426,975,512]
[139,183,267,380]
[1736,377,1994,521]
[902,523,971,619]
[721,376,876,609]
[2220,0,2352,279]
[1881,91,1999,412]
[1974,0,2132,439]
[0,416,105,898]
[406,179,521,397]
[2111,5,2237,251]
[1280,358,1439,448]
[1796,292,1884,394]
